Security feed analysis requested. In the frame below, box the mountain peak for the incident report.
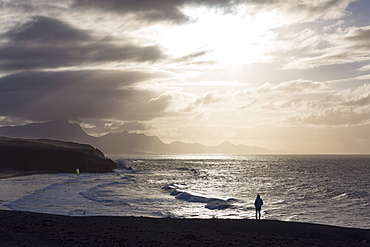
[0,120,92,143]
[0,121,285,154]
[217,141,235,147]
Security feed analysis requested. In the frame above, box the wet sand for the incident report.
[0,210,369,246]
[0,170,53,179]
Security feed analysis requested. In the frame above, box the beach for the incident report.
[1,210,369,246]
[1,155,369,246]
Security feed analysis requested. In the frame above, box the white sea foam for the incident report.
[332,193,347,200]
[172,190,236,210]
[0,155,369,228]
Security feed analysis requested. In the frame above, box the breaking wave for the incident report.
[163,183,238,210]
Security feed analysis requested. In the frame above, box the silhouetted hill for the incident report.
[97,131,168,154]
[0,137,116,172]
[0,121,284,154]
[168,141,208,154]
[210,141,271,154]
[0,120,94,144]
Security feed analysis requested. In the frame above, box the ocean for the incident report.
[1,155,369,229]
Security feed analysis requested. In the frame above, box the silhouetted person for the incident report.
[254,194,263,220]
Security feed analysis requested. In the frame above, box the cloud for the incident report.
[72,0,250,24]
[0,70,171,121]
[183,91,222,112]
[73,0,189,23]
[281,98,303,109]
[238,0,355,30]
[273,79,324,93]
[288,0,352,20]
[145,94,173,113]
[85,120,155,135]
[71,0,355,25]
[234,79,324,99]
[0,16,165,71]
[345,26,370,42]
[175,51,209,63]
[119,121,154,131]
[299,84,370,125]
[285,25,370,69]
[277,28,322,53]
[219,80,370,128]
[358,64,370,71]
[5,16,91,44]
[302,106,370,125]
[343,84,370,106]
[325,83,370,105]
[1,1,359,72]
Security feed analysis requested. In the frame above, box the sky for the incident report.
[0,0,370,154]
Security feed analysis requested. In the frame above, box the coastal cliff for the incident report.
[0,137,116,173]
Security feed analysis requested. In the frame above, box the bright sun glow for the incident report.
[161,6,277,66]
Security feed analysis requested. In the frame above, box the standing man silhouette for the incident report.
[254,194,263,220]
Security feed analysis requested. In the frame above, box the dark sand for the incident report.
[0,170,53,179]
[0,210,369,246]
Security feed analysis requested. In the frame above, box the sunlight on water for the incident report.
[1,155,369,229]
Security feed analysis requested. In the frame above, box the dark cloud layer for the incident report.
[72,0,248,23]
[72,0,352,24]
[0,70,170,121]
[0,11,167,124]
[0,16,164,71]
[345,27,370,50]
[6,16,91,44]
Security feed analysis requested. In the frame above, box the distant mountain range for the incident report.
[0,120,285,154]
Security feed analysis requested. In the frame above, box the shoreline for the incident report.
[1,170,369,231]
[1,210,369,246]
[0,170,57,180]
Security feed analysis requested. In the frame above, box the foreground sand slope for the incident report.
[0,210,369,246]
